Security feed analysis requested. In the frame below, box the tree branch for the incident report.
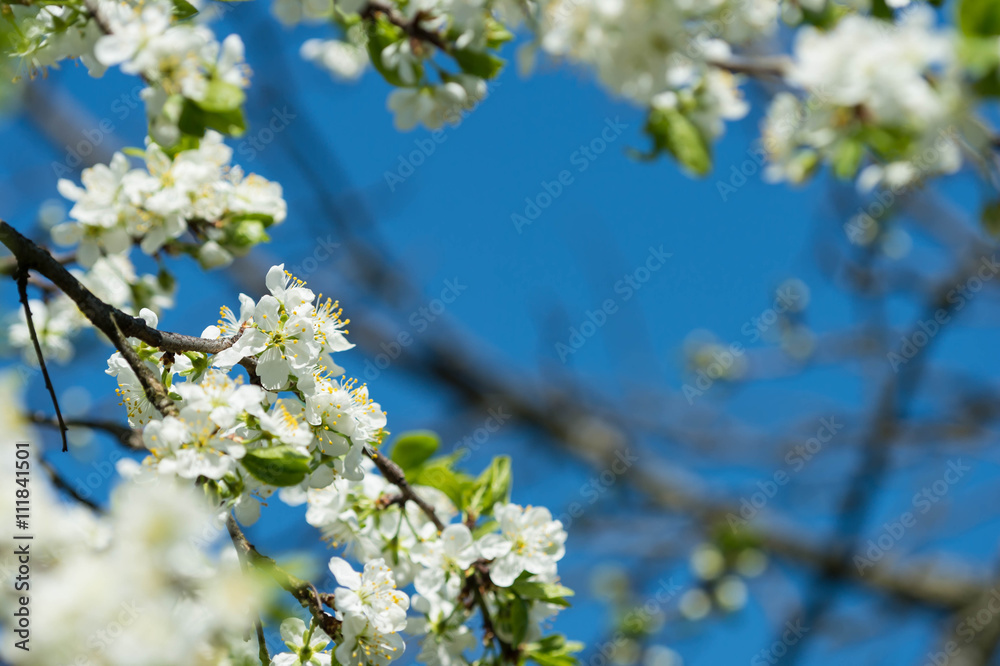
[226,515,342,639]
[366,447,446,531]
[227,516,270,666]
[0,221,242,355]
[28,412,145,450]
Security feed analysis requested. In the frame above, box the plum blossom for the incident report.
[335,614,406,666]
[329,557,410,633]
[411,523,478,595]
[478,503,567,587]
[271,618,333,666]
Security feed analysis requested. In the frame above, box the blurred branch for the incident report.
[28,411,145,449]
[226,515,342,639]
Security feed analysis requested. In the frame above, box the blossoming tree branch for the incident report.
[1,0,999,663]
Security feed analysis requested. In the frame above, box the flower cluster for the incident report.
[105,265,370,522]
[9,0,251,146]
[274,0,499,131]
[537,0,769,121]
[277,0,785,166]
[97,263,576,665]
[302,464,571,665]
[6,1,106,77]
[5,132,284,366]
[55,130,285,268]
[763,7,966,187]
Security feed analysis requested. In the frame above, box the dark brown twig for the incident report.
[360,1,449,52]
[226,515,342,639]
[14,266,68,451]
[0,221,243,355]
[366,447,446,531]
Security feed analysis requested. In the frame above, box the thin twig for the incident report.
[226,516,342,639]
[360,1,450,52]
[366,447,446,531]
[14,266,68,451]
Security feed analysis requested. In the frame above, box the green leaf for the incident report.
[204,108,247,136]
[196,80,246,113]
[981,200,1000,237]
[466,455,512,517]
[798,2,841,29]
[641,108,711,176]
[512,580,575,607]
[227,218,271,251]
[179,98,247,139]
[160,132,202,157]
[178,100,208,138]
[959,0,1000,37]
[485,20,514,49]
[390,430,440,471]
[229,212,277,227]
[240,446,312,486]
[831,138,865,180]
[496,595,529,646]
[410,460,474,509]
[366,18,421,87]
[530,652,577,666]
[453,48,505,79]
[523,635,583,666]
[171,0,199,19]
[870,0,893,20]
[472,519,499,539]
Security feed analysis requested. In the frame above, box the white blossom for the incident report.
[478,503,567,587]
[329,557,410,633]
